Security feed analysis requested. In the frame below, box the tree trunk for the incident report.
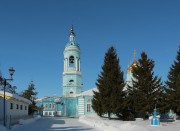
[108,112,111,119]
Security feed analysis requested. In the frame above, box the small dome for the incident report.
[126,60,138,73]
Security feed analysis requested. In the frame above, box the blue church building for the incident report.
[36,26,95,117]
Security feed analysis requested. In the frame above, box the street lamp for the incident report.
[2,67,15,126]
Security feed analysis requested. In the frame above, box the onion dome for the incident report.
[126,60,138,73]
[65,25,80,48]
[127,49,138,73]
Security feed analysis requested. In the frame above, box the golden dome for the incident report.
[126,60,138,73]
[127,49,138,73]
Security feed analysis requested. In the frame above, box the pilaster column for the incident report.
[66,58,68,71]
[76,58,78,71]
[79,59,80,71]
[64,59,66,71]
[77,58,79,71]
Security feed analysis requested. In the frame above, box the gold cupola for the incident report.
[127,50,138,73]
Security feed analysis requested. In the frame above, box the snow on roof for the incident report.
[36,96,61,102]
[0,90,31,104]
[77,88,98,96]
[35,96,49,101]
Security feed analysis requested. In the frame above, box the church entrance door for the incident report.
[66,98,77,117]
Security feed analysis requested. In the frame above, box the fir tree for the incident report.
[21,81,37,100]
[92,46,125,119]
[128,52,163,118]
[21,81,38,115]
[123,88,136,120]
[92,91,103,117]
[165,46,180,115]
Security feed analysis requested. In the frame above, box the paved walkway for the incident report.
[11,117,99,131]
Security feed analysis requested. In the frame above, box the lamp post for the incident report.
[2,67,15,126]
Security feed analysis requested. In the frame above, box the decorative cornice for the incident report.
[62,84,83,87]
[64,46,80,52]
[63,71,82,75]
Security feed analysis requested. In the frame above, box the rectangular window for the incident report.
[87,104,91,112]
[53,104,55,108]
[45,112,48,116]
[20,105,23,110]
[49,104,51,108]
[49,112,52,115]
[16,104,19,109]
[25,106,27,110]
[10,103,13,109]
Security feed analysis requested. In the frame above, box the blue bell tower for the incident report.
[62,26,83,97]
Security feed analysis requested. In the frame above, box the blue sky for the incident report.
[0,0,180,98]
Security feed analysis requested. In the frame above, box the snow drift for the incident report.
[79,113,180,131]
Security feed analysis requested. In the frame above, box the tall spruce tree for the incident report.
[165,46,180,115]
[128,52,163,118]
[21,81,38,114]
[92,46,125,119]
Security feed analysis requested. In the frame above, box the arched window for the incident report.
[69,79,74,82]
[69,56,75,67]
[68,79,74,85]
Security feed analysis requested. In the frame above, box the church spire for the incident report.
[69,25,75,42]
[134,49,136,61]
[70,25,75,36]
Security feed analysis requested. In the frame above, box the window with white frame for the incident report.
[49,112,52,115]
[45,112,48,115]
[87,104,91,112]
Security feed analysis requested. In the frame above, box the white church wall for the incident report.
[0,91,31,122]
[6,99,29,119]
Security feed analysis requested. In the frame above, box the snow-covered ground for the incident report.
[1,114,180,131]
[10,117,98,131]
[0,115,41,131]
[1,116,98,131]
[0,125,7,131]
[79,114,180,131]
